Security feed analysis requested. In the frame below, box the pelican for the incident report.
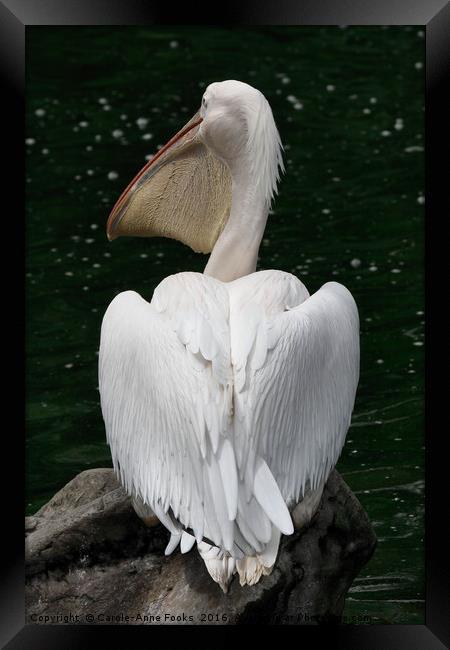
[99,80,359,592]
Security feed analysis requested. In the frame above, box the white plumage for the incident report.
[99,80,360,591]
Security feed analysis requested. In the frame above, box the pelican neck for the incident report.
[203,169,269,283]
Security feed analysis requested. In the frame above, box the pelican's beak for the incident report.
[106,110,232,254]
[106,112,203,242]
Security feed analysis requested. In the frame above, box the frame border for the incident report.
[2,0,449,646]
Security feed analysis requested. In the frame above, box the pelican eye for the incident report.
[202,97,208,109]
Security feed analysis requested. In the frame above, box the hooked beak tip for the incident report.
[106,208,118,241]
[106,228,116,242]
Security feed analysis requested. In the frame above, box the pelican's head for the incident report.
[198,81,284,200]
[106,80,284,252]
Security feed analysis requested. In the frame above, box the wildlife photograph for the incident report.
[25,26,424,625]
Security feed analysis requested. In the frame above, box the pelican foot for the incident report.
[291,482,325,530]
[131,494,160,528]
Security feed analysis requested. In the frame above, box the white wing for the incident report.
[228,271,360,509]
[99,269,359,557]
[99,271,293,558]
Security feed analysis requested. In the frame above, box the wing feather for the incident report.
[99,275,234,548]
[228,271,359,508]
[99,269,359,560]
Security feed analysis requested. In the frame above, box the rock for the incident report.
[25,468,376,625]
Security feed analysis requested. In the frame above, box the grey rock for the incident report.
[25,468,376,625]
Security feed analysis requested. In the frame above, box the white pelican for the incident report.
[99,80,359,592]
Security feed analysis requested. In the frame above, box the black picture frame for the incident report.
[2,0,449,646]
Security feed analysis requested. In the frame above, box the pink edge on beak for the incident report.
[106,115,203,241]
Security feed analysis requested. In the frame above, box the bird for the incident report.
[99,80,360,593]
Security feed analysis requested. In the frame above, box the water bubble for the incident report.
[350,258,361,268]
[112,129,123,138]
[326,84,335,92]
[107,171,118,180]
[35,108,46,117]
[381,130,391,137]
[169,40,179,48]
[415,61,423,70]
[26,138,36,146]
[136,117,149,129]
[98,98,108,104]
[142,133,153,140]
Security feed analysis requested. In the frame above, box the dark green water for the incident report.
[26,26,424,624]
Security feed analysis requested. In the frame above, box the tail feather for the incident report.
[236,525,281,586]
[197,542,236,593]
[197,525,282,591]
